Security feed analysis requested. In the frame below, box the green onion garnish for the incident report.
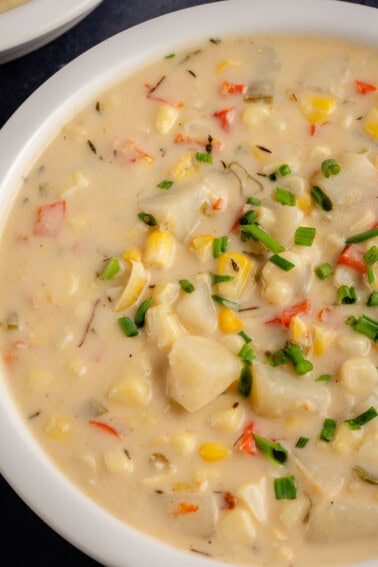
[268,172,277,182]
[269,254,295,271]
[295,437,309,449]
[179,279,195,293]
[315,263,334,280]
[267,349,288,367]
[239,210,257,225]
[337,285,357,305]
[102,257,120,280]
[367,292,378,307]
[118,317,139,337]
[367,266,375,284]
[134,297,152,328]
[311,185,333,211]
[238,364,252,397]
[238,330,252,343]
[238,344,256,365]
[346,227,378,244]
[138,212,157,226]
[321,159,341,178]
[253,433,288,465]
[211,273,234,284]
[275,187,295,206]
[316,374,332,383]
[196,152,212,164]
[241,224,285,253]
[294,226,316,247]
[278,164,291,176]
[274,476,297,500]
[246,196,261,206]
[286,344,313,375]
[320,418,337,441]
[345,406,378,430]
[346,314,378,342]
[213,235,228,258]
[164,53,175,59]
[211,294,239,310]
[157,180,173,189]
[364,245,378,265]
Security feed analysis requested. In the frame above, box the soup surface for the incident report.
[1,35,378,566]
[0,0,30,15]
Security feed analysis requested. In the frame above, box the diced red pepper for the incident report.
[355,80,377,95]
[222,491,236,510]
[281,299,311,328]
[309,123,316,136]
[212,198,224,211]
[174,133,222,149]
[34,201,66,238]
[144,83,184,107]
[172,502,199,517]
[239,421,256,455]
[213,107,236,131]
[88,419,121,438]
[338,244,367,274]
[220,81,247,96]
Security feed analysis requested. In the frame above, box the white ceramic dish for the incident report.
[0,0,103,63]
[0,1,377,565]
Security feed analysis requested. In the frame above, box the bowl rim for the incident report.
[0,1,378,566]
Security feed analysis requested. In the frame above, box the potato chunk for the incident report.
[307,501,378,542]
[167,336,241,412]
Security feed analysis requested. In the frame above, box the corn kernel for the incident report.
[219,307,243,333]
[217,252,253,298]
[62,171,89,198]
[116,260,149,311]
[155,104,179,135]
[297,192,312,212]
[103,448,134,473]
[298,95,335,123]
[364,105,378,139]
[145,304,184,348]
[144,230,175,268]
[332,422,363,455]
[44,416,73,440]
[207,405,244,431]
[243,103,270,127]
[199,442,230,462]
[311,324,335,355]
[123,247,142,264]
[170,432,196,456]
[108,376,151,406]
[152,281,179,305]
[189,234,214,264]
[290,316,312,348]
[216,59,241,75]
[173,153,199,180]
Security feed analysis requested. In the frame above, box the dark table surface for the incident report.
[1,0,377,565]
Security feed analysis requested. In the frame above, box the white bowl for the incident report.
[0,0,103,63]
[0,1,377,566]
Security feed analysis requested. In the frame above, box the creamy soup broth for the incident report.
[1,35,378,566]
[0,0,30,15]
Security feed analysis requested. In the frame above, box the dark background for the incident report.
[1,0,376,565]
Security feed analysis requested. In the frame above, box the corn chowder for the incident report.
[0,35,377,566]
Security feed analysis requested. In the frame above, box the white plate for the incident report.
[0,1,377,566]
[0,0,103,63]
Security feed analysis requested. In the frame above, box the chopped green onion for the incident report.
[345,406,378,430]
[246,196,261,206]
[164,52,175,59]
[138,212,157,226]
[320,418,337,442]
[102,257,120,280]
[346,227,378,244]
[238,343,256,365]
[239,210,257,225]
[294,226,316,247]
[274,475,297,500]
[196,151,212,164]
[179,279,195,293]
[267,349,288,367]
[134,297,152,328]
[295,360,314,375]
[253,433,288,465]
[286,344,313,375]
[268,172,277,181]
[295,437,309,449]
[157,180,173,189]
[364,245,378,265]
[311,185,333,211]
[238,330,252,343]
[269,254,295,271]
[321,158,341,178]
[278,164,291,176]
[241,223,285,253]
[367,291,378,307]
[315,262,334,280]
[337,285,357,305]
[346,314,378,342]
[118,317,139,337]
[275,187,295,206]
[211,273,234,284]
[316,374,332,383]
[211,294,239,310]
[367,266,375,284]
[238,364,252,397]
[213,235,228,258]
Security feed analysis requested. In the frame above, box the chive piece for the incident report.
[294,226,316,247]
[320,418,337,442]
[267,349,288,367]
[367,292,378,307]
[118,317,139,337]
[211,273,234,284]
[211,294,239,310]
[239,210,257,225]
[274,476,297,500]
[286,344,313,375]
[311,185,333,211]
[278,164,291,176]
[337,285,357,305]
[295,360,314,375]
[102,257,120,280]
[196,151,212,164]
[347,314,378,342]
[345,407,378,430]
[275,187,295,206]
[134,297,153,328]
[295,436,309,448]
[238,330,252,344]
[238,344,256,365]
[321,159,341,178]
[253,433,288,465]
[213,235,228,258]
[241,224,285,253]
[138,212,157,226]
[269,254,295,271]
[316,374,332,383]
[346,227,378,244]
[157,180,173,189]
[367,266,375,284]
[238,364,252,397]
[315,262,333,280]
[246,196,261,206]
[179,279,195,293]
[363,245,378,265]
[164,53,175,59]
[268,172,277,181]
